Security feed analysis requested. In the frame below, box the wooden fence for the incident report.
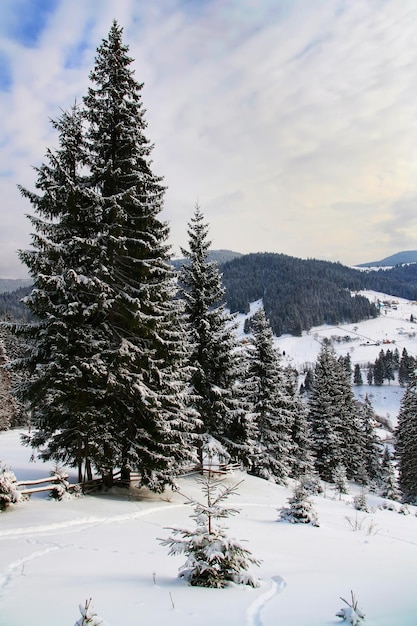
[16,463,240,497]
[17,474,76,496]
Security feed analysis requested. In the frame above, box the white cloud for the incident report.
[0,0,416,277]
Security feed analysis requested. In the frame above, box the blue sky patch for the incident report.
[64,19,94,70]
[0,51,12,91]
[4,0,59,48]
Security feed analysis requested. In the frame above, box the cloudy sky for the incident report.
[0,0,416,278]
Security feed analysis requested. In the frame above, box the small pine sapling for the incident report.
[0,463,22,511]
[74,598,106,626]
[49,464,70,500]
[160,476,261,588]
[333,464,349,499]
[353,489,371,513]
[278,482,320,526]
[299,471,323,495]
[49,464,82,500]
[336,590,365,625]
[201,433,230,475]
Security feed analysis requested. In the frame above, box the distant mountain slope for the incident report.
[221,252,417,337]
[0,278,32,294]
[172,248,241,269]
[0,285,33,321]
[221,253,379,336]
[357,250,417,267]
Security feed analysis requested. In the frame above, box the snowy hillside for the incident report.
[1,429,417,626]
[1,289,416,626]
[236,291,417,369]
[236,290,413,427]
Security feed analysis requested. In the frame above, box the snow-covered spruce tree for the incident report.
[16,104,107,483]
[353,363,363,386]
[0,326,27,428]
[160,476,260,588]
[17,23,198,490]
[395,377,417,503]
[0,464,22,511]
[334,362,367,484]
[0,340,16,430]
[307,344,344,482]
[307,344,365,483]
[284,365,315,479]
[277,482,319,526]
[380,446,401,501]
[245,307,293,483]
[399,347,415,387]
[82,21,199,488]
[356,395,382,486]
[178,205,252,465]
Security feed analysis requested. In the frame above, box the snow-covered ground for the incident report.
[1,429,416,626]
[1,289,417,626]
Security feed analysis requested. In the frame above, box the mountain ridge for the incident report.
[357,250,417,267]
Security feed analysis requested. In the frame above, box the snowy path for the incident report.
[246,576,286,626]
[0,502,187,538]
[0,545,60,598]
[0,499,279,539]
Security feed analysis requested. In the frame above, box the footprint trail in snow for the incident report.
[246,575,286,626]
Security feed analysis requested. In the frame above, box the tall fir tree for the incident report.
[178,205,251,465]
[307,344,343,482]
[244,307,293,483]
[373,351,385,386]
[380,446,401,501]
[17,23,198,490]
[308,344,364,483]
[356,395,382,486]
[395,377,417,503]
[399,347,415,387]
[17,104,106,482]
[83,21,198,488]
[0,341,18,431]
[284,366,315,479]
[353,363,363,385]
[383,349,395,385]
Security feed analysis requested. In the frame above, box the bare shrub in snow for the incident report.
[74,598,107,626]
[345,513,378,535]
[336,590,365,624]
[398,504,410,515]
[160,476,261,588]
[379,500,397,512]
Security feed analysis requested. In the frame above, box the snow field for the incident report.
[0,438,416,626]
